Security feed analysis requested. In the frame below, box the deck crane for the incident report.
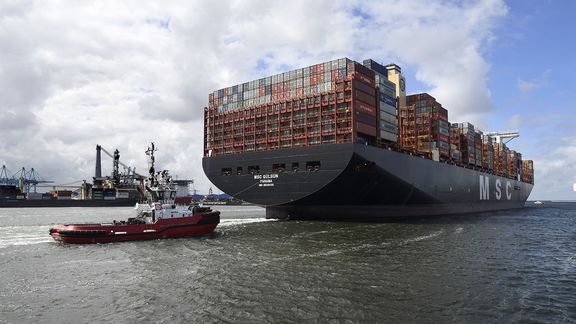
[484,131,520,144]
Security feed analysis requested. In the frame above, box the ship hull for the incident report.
[203,143,533,220]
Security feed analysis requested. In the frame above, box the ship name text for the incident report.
[479,175,512,201]
[255,173,278,187]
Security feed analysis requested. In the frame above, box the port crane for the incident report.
[0,165,53,193]
[95,145,142,188]
[485,131,519,144]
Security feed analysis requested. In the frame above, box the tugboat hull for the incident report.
[49,211,220,244]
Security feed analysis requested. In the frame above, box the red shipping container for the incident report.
[356,122,377,136]
[331,70,338,80]
[354,100,376,116]
[355,90,376,106]
[355,72,375,87]
[259,86,265,96]
[355,111,377,125]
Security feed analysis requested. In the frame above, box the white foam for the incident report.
[398,229,444,245]
[0,236,52,248]
[218,218,276,227]
[0,225,51,248]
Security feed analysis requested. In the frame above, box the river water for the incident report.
[0,203,575,323]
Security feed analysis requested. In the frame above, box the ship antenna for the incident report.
[145,142,158,186]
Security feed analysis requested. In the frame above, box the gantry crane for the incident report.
[484,131,520,144]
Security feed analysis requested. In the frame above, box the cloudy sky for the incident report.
[0,0,574,200]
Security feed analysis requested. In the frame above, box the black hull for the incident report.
[203,143,533,220]
[0,199,138,208]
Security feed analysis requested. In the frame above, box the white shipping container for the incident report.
[380,103,397,116]
[380,131,398,142]
[380,112,397,125]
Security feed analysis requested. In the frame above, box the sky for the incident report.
[0,0,574,200]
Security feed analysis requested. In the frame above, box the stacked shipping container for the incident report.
[362,60,398,143]
[399,93,450,159]
[204,58,534,184]
[482,134,494,170]
[492,143,508,177]
[451,122,476,165]
[205,58,390,157]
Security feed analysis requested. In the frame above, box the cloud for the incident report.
[508,114,523,129]
[0,0,509,193]
[353,0,508,126]
[533,136,576,200]
[516,69,551,93]
[517,79,538,93]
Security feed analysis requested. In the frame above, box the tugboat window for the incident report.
[306,161,321,171]
[237,167,243,175]
[221,168,232,176]
[248,165,260,174]
[272,163,285,173]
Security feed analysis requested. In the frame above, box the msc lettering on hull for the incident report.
[479,175,512,201]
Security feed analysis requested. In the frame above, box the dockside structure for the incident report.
[203,58,534,220]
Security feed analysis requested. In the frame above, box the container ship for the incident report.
[202,58,534,220]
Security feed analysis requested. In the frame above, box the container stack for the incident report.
[363,60,398,143]
[493,143,508,177]
[204,58,532,184]
[449,126,461,162]
[521,160,534,184]
[205,58,400,156]
[474,130,483,167]
[452,122,476,165]
[506,151,523,180]
[482,134,494,170]
[400,93,450,159]
[208,58,350,114]
[349,61,378,141]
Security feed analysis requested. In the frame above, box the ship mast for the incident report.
[145,142,158,187]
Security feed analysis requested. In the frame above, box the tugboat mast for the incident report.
[145,142,158,186]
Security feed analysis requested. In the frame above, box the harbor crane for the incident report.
[95,145,142,188]
[484,131,519,144]
[0,165,53,193]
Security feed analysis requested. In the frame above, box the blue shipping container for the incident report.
[380,92,396,107]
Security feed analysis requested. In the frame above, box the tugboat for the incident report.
[49,143,220,244]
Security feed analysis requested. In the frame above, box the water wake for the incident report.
[398,229,444,245]
[0,226,51,248]
[218,218,275,227]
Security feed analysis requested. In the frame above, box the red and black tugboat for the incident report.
[50,143,220,244]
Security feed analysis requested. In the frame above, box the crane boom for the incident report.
[484,131,519,144]
[98,146,132,170]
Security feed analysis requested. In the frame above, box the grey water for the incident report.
[0,203,575,323]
